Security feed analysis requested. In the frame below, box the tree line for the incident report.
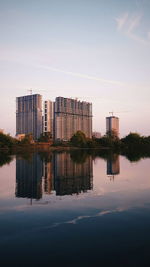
[1,131,150,152]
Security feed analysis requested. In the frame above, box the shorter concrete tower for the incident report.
[106,116,119,137]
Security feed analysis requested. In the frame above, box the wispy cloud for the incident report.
[36,64,124,87]
[127,14,142,33]
[116,12,129,31]
[147,31,150,40]
[115,12,150,45]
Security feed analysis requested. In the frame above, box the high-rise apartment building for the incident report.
[106,116,119,137]
[43,100,54,138]
[54,97,92,141]
[16,94,42,140]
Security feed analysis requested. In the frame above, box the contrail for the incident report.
[36,64,124,86]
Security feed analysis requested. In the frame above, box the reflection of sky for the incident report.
[94,156,150,195]
[0,156,150,216]
[1,154,150,266]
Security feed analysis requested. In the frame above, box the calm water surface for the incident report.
[0,151,150,266]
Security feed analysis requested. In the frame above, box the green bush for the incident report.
[0,133,16,149]
[70,131,87,147]
[20,134,34,144]
[38,132,52,142]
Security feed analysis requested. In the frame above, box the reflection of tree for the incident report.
[122,150,148,162]
[70,150,89,164]
[38,151,53,163]
[16,152,33,162]
[121,133,150,162]
[75,148,150,163]
[0,152,13,167]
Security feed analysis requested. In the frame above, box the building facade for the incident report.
[106,116,119,137]
[16,94,42,140]
[43,100,54,138]
[54,97,92,141]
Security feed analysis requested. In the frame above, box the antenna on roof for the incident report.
[109,111,114,116]
[28,89,32,95]
[27,89,47,95]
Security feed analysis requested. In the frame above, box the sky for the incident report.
[0,0,150,137]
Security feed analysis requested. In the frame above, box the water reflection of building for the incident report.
[43,159,54,194]
[16,154,43,200]
[15,152,93,200]
[53,153,93,196]
[107,154,120,181]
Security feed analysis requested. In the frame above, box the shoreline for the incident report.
[0,143,150,159]
[0,144,110,153]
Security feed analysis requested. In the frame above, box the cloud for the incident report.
[116,12,129,31]
[36,64,124,87]
[147,31,150,40]
[115,12,150,45]
[127,14,142,33]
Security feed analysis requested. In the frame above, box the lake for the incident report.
[0,150,150,266]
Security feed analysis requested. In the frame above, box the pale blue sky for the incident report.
[0,0,150,136]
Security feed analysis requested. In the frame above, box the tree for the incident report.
[106,130,119,140]
[20,134,34,144]
[0,133,16,149]
[70,131,87,147]
[121,132,142,145]
[38,132,52,142]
